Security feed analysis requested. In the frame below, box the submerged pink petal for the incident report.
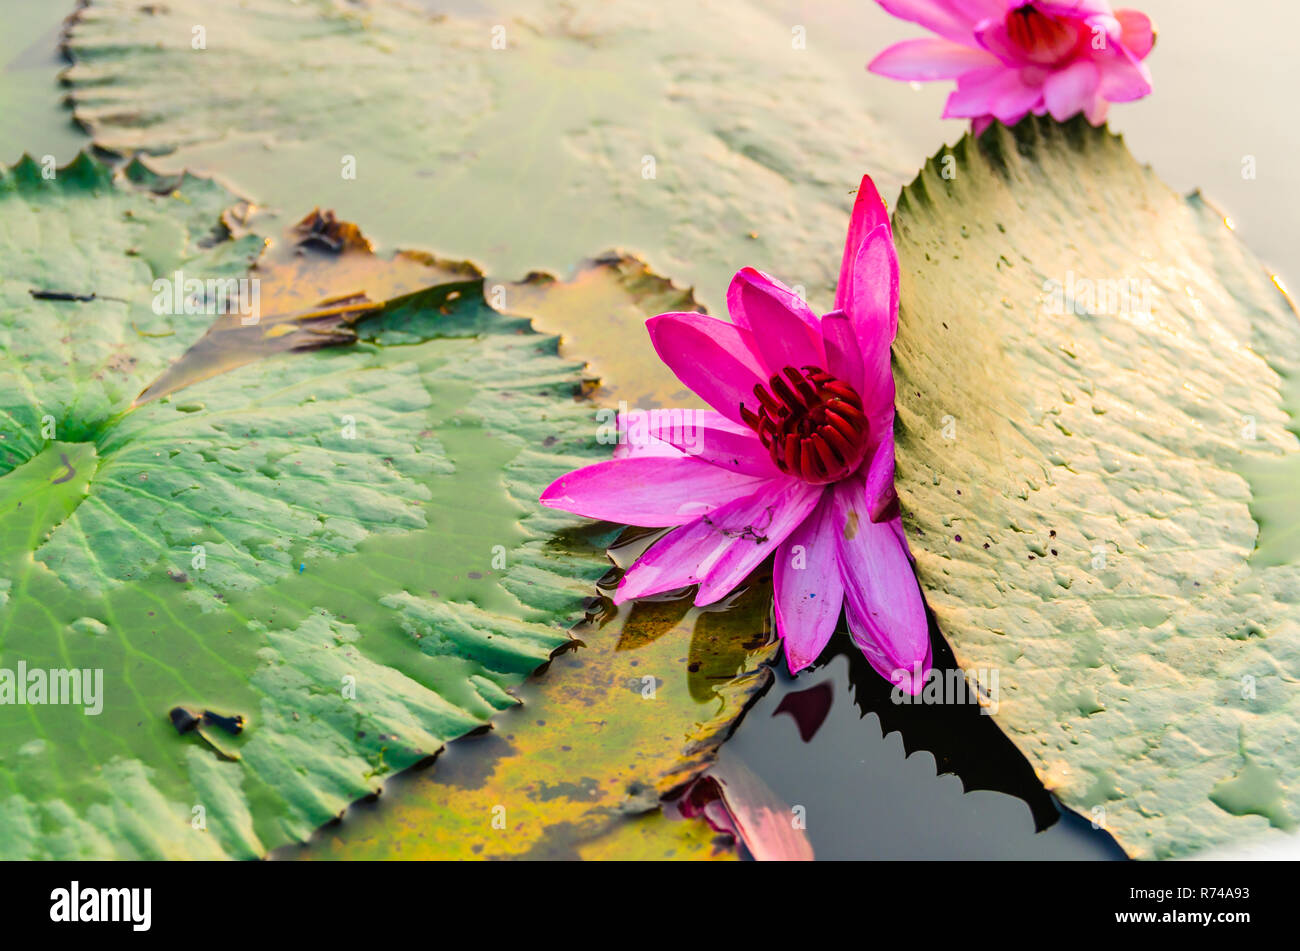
[540,455,767,527]
[671,764,815,861]
[646,313,766,425]
[1043,59,1099,120]
[709,760,816,861]
[869,37,1000,80]
[832,482,931,694]
[774,490,844,673]
[726,268,825,376]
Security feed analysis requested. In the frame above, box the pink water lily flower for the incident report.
[869,1,1155,132]
[540,176,931,691]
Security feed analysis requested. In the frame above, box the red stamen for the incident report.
[743,364,871,484]
[754,384,784,416]
[821,380,861,404]
[824,409,858,443]
[784,433,801,472]
[770,374,804,414]
[1005,4,1080,65]
[810,432,839,471]
[820,424,855,461]
[828,400,866,428]
[784,366,819,406]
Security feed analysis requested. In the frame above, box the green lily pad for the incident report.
[890,117,1300,859]
[0,154,615,858]
[294,574,779,860]
[62,0,914,309]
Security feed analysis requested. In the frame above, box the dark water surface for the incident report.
[723,630,1128,858]
[722,649,1127,859]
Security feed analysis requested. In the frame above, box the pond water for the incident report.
[3,0,1292,860]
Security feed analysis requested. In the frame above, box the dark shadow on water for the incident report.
[718,606,1129,859]
[840,610,1062,831]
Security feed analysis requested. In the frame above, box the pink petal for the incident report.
[862,427,899,522]
[863,367,896,450]
[972,20,1025,66]
[540,455,767,527]
[820,311,865,395]
[844,225,900,390]
[1036,0,1112,18]
[944,64,1041,122]
[1085,11,1123,45]
[1115,8,1155,58]
[615,479,814,603]
[834,222,900,428]
[612,437,679,460]
[952,0,1013,19]
[709,760,816,861]
[671,777,744,844]
[989,85,1044,123]
[615,521,730,602]
[725,268,825,376]
[876,0,984,45]
[1043,59,1100,121]
[646,312,767,425]
[696,479,822,605]
[615,409,683,459]
[670,766,815,861]
[971,114,996,135]
[645,409,783,479]
[1096,46,1152,101]
[832,483,931,694]
[835,174,892,316]
[774,490,844,673]
[868,38,999,80]
[1084,95,1109,125]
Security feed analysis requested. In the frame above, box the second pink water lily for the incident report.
[540,175,931,691]
[869,1,1155,132]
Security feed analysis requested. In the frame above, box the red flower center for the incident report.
[740,366,870,485]
[1005,3,1082,65]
